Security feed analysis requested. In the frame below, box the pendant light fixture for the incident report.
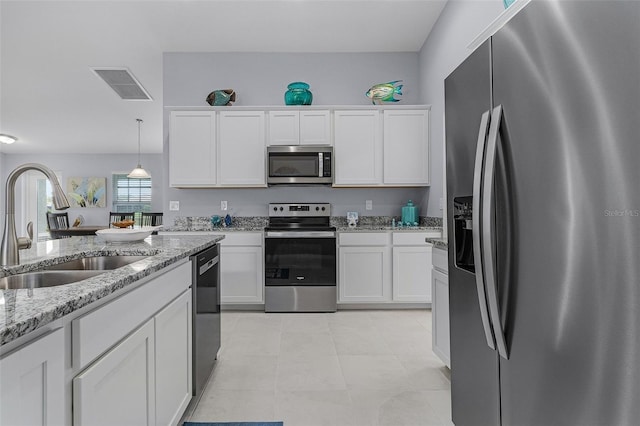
[128,118,151,179]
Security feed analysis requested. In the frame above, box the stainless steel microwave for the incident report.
[267,146,333,185]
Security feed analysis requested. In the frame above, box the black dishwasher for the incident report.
[190,244,220,405]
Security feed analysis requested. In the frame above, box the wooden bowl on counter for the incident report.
[112,220,135,228]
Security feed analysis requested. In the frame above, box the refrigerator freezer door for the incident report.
[492,2,640,425]
[445,40,500,426]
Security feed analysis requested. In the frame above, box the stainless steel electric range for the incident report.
[264,203,337,312]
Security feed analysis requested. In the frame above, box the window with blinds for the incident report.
[112,174,152,224]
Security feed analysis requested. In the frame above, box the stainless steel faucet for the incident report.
[1,163,70,266]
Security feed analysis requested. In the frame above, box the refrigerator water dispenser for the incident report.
[453,197,475,272]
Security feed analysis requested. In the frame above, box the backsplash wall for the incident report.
[162,51,429,224]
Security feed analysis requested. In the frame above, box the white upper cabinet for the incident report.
[169,106,429,188]
[170,111,216,187]
[383,109,430,186]
[218,111,267,186]
[268,110,331,146]
[333,110,383,185]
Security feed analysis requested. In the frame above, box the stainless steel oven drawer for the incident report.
[265,285,337,312]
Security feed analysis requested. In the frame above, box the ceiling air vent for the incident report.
[91,67,152,101]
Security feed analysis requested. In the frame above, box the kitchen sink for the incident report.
[43,255,149,271]
[0,270,105,290]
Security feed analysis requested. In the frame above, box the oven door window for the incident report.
[269,153,319,178]
[265,237,336,286]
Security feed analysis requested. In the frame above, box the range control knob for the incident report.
[279,207,284,211]
[273,207,278,212]
[316,206,320,211]
[321,207,326,211]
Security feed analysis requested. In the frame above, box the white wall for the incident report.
[163,52,427,224]
[1,153,163,231]
[417,0,504,217]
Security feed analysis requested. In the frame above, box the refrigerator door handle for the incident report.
[472,109,496,350]
[482,104,510,360]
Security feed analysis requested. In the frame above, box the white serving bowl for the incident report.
[95,227,158,242]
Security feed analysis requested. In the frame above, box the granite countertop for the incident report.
[336,225,442,232]
[0,234,223,347]
[165,216,445,234]
[161,226,263,232]
[426,237,448,250]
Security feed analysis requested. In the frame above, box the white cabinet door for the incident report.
[170,111,216,187]
[383,109,430,185]
[432,268,450,367]
[155,290,192,426]
[268,110,331,146]
[299,110,331,145]
[268,111,300,145]
[220,245,264,303]
[334,110,382,185]
[0,329,65,426]
[218,111,266,186]
[392,245,432,302]
[339,246,391,302]
[73,320,156,426]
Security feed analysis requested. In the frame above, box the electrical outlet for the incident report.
[221,201,228,211]
[365,200,373,210]
[169,201,180,211]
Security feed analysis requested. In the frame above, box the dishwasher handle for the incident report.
[198,255,219,276]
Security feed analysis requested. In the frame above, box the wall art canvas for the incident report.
[67,177,106,208]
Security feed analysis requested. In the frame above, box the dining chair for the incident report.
[46,212,70,239]
[109,212,135,227]
[141,212,163,227]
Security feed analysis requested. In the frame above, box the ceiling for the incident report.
[0,0,447,155]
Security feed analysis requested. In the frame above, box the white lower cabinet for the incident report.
[392,232,433,303]
[72,261,194,426]
[74,320,156,426]
[0,328,65,426]
[219,232,264,304]
[392,245,432,302]
[155,291,193,426]
[339,245,392,302]
[431,247,450,367]
[338,231,438,305]
[338,233,391,302]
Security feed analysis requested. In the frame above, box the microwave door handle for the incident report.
[318,152,323,177]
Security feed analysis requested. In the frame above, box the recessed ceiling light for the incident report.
[0,134,18,144]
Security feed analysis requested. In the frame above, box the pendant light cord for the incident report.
[136,118,143,165]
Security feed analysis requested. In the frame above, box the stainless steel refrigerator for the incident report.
[445,2,640,425]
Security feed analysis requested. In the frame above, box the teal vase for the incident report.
[284,82,313,105]
[503,0,516,8]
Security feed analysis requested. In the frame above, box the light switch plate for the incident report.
[221,201,228,211]
[169,201,180,211]
[365,200,373,210]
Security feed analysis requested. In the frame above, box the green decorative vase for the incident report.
[284,82,313,105]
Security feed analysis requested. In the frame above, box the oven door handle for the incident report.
[265,231,336,238]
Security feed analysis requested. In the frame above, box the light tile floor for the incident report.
[188,310,453,426]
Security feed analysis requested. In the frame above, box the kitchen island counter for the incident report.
[0,234,223,347]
